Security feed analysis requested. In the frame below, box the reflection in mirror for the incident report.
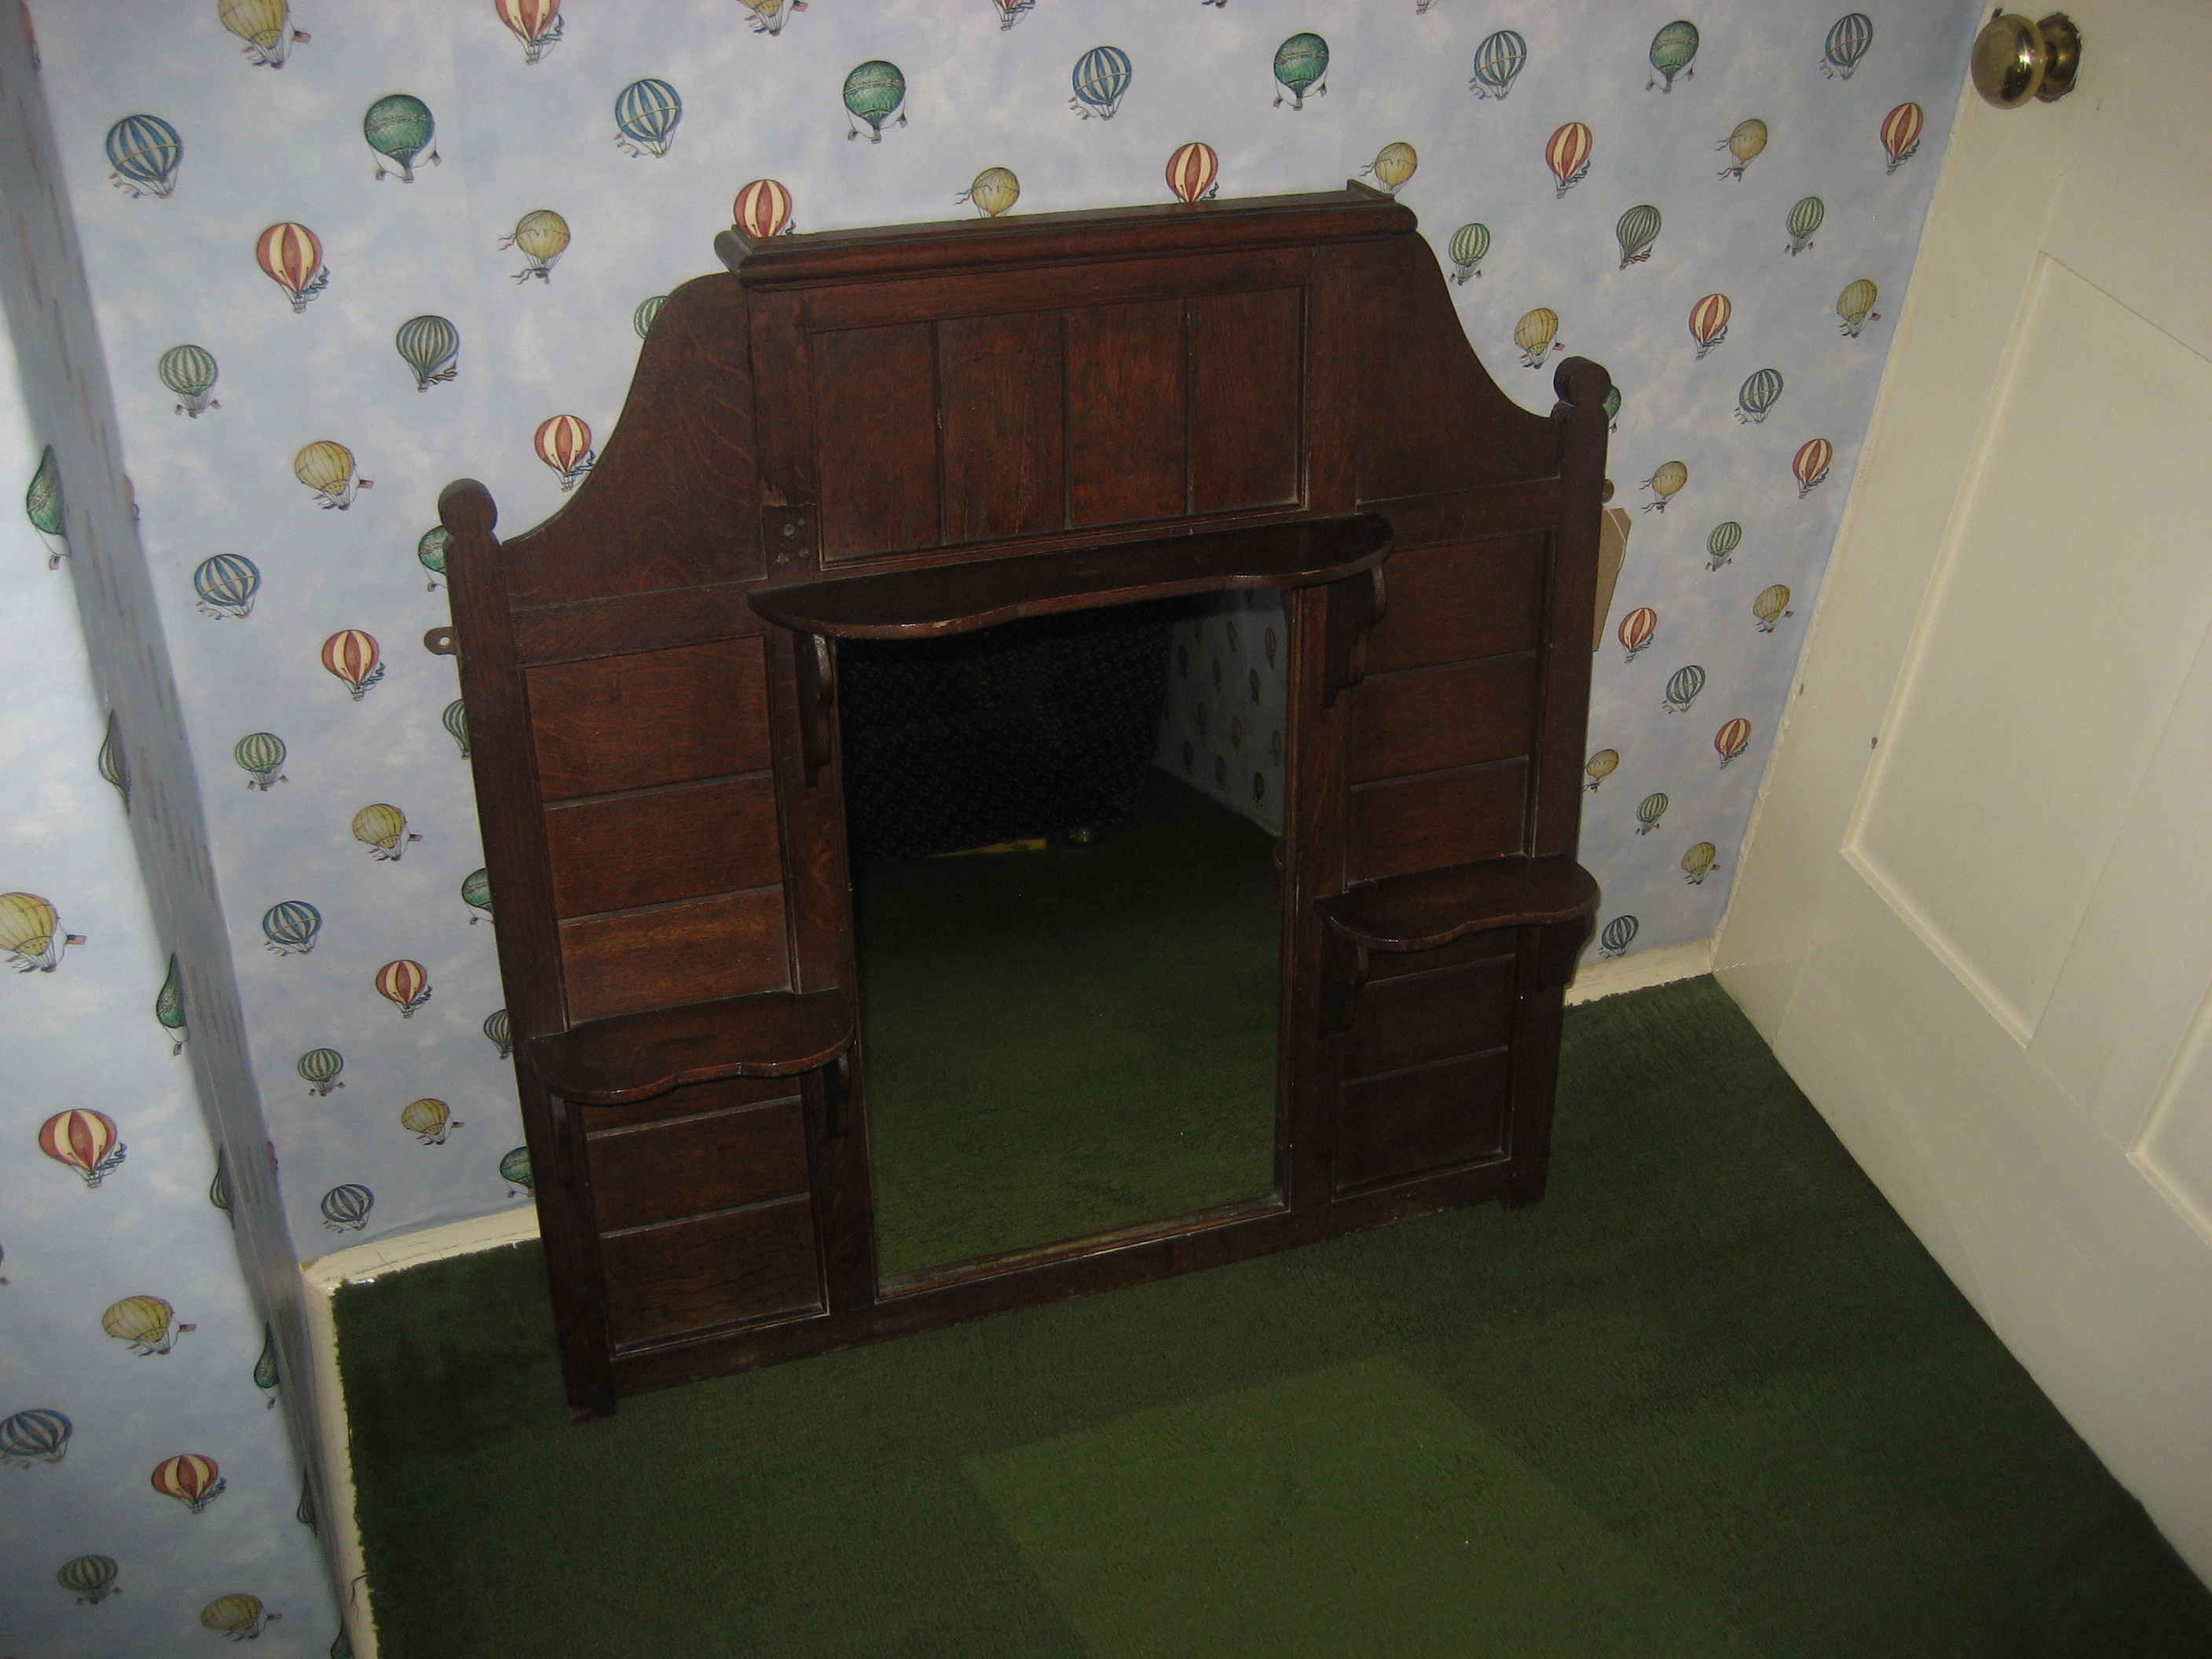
[841,598,1283,1281]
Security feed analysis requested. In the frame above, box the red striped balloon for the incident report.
[1687,292,1731,357]
[320,630,380,695]
[733,178,792,240]
[1617,606,1656,661]
[1793,438,1834,496]
[255,222,323,309]
[1880,102,1924,172]
[534,415,591,475]
[375,958,431,1018]
[1714,717,1752,765]
[151,1452,224,1512]
[38,1109,122,1187]
[1166,141,1219,204]
[1544,122,1593,196]
[496,0,562,56]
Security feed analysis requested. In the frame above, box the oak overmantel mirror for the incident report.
[438,185,1606,1418]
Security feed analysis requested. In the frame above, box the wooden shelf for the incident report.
[748,514,1392,640]
[1315,855,1599,954]
[529,989,853,1106]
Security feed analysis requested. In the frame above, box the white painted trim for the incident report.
[298,1206,540,1659]
[1566,938,1713,1005]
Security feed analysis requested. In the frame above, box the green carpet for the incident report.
[855,775,1280,1276]
[335,980,2212,1658]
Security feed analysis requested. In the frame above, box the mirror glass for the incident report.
[840,598,1283,1281]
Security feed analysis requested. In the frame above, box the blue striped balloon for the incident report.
[192,553,259,619]
[1822,12,1873,78]
[1600,915,1640,956]
[320,1183,373,1231]
[261,899,321,955]
[1664,665,1708,712]
[1736,368,1785,424]
[0,1408,72,1466]
[1071,46,1132,119]
[1470,30,1527,99]
[613,78,683,156]
[105,114,182,196]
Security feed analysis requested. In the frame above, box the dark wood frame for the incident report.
[438,185,1606,1419]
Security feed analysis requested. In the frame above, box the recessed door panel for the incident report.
[814,322,940,560]
[1067,299,1186,526]
[1190,288,1303,514]
[939,311,1066,543]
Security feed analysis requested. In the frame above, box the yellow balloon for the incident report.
[351,804,406,852]
[966,167,1020,218]
[294,441,355,494]
[1754,583,1793,624]
[1514,307,1559,357]
[0,891,57,958]
[218,0,291,50]
[101,1295,174,1346]
[1727,119,1767,165]
[1372,141,1418,191]
[1837,278,1879,331]
[1584,749,1619,784]
[200,1595,266,1635]
[1648,460,1688,499]
[401,1097,451,1138]
[1683,841,1717,879]
[511,209,570,264]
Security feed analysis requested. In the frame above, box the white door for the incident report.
[1716,4,2212,1579]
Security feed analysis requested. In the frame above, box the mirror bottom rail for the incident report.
[599,1151,1525,1404]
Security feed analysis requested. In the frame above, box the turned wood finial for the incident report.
[438,478,498,541]
[1553,354,1611,410]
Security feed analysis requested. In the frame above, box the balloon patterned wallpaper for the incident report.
[1,2,1976,1647]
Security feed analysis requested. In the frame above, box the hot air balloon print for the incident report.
[297,1048,343,1095]
[0,1408,72,1465]
[1837,278,1881,336]
[1822,12,1873,79]
[2,893,83,972]
[99,710,130,806]
[26,444,64,565]
[1717,119,1767,179]
[958,168,1020,218]
[1643,460,1687,513]
[1664,664,1708,713]
[157,953,187,1053]
[415,526,451,591]
[1754,584,1795,631]
[234,731,286,790]
[321,630,383,700]
[1647,20,1699,91]
[105,115,181,198]
[1584,749,1619,791]
[320,1183,373,1231]
[1364,143,1418,195]
[1683,842,1718,884]
[255,1324,280,1405]
[255,222,327,313]
[1881,102,1925,174]
[611,78,682,159]
[192,554,258,619]
[1470,30,1527,100]
[443,698,469,757]
[500,1145,535,1196]
[38,1109,124,1185]
[1599,915,1640,958]
[151,1452,225,1512]
[103,1295,193,1355]
[395,317,459,390]
[262,900,320,955]
[632,296,666,342]
[1793,438,1833,496]
[1615,204,1661,268]
[363,94,437,181]
[1447,222,1489,283]
[496,0,562,64]
[1786,196,1825,255]
[159,345,218,416]
[401,1098,460,1145]
[843,60,908,141]
[1735,368,1784,425]
[1635,793,1669,835]
[1715,717,1752,766]
[534,415,595,491]
[295,441,368,508]
[1687,292,1731,359]
[503,209,569,282]
[462,868,493,924]
[1166,142,1218,203]
[210,1147,233,1221]
[1617,606,1657,662]
[988,0,1036,27]
[1271,34,1329,109]
[221,0,308,67]
[202,1594,275,1639]
[734,179,793,240]
[1514,307,1561,369]
[57,1554,119,1604]
[484,1008,513,1060]
[736,0,805,33]
[351,804,419,862]
[1706,521,1741,569]
[1071,46,1132,119]
[375,959,430,1018]
[1545,122,1593,196]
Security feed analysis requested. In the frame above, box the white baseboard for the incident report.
[1565,938,1714,1005]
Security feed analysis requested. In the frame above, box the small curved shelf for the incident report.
[529,988,854,1107]
[749,514,1392,640]
[1316,855,1599,954]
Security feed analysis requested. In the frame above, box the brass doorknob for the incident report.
[1971,10,2081,107]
